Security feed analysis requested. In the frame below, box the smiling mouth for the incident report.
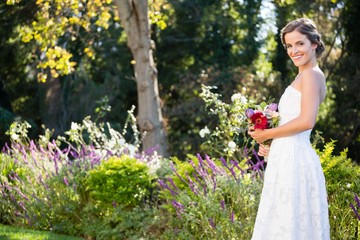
[292,55,303,60]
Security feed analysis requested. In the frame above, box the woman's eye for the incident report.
[286,45,292,49]
[296,42,304,46]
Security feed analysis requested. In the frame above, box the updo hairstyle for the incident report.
[280,18,325,59]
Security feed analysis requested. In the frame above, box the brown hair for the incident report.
[280,18,325,59]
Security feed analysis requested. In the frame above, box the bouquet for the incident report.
[245,102,280,146]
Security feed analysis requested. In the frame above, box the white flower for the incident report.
[119,138,126,145]
[70,122,81,131]
[227,141,236,149]
[231,93,247,104]
[346,183,351,188]
[199,126,210,138]
[11,133,19,141]
[126,144,137,156]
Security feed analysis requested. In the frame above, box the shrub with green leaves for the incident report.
[87,155,154,208]
[0,114,165,238]
[0,153,22,225]
[198,84,279,162]
[158,154,263,239]
[198,85,253,160]
[318,141,360,239]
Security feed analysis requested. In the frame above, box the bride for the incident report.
[248,18,330,239]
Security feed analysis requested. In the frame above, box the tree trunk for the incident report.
[114,0,167,156]
[39,77,67,136]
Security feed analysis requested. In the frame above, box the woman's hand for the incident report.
[258,144,270,157]
[247,127,270,144]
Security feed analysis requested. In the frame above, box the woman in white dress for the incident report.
[248,18,330,239]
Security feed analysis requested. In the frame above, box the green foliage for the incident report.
[159,154,262,239]
[0,111,169,238]
[11,0,117,81]
[163,178,261,239]
[59,107,141,157]
[89,205,160,240]
[1,0,137,140]
[2,112,360,239]
[168,155,199,192]
[5,119,31,144]
[318,141,360,239]
[87,155,154,208]
[0,154,17,225]
[198,84,279,161]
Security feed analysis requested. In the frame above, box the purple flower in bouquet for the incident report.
[265,103,278,111]
[245,108,254,118]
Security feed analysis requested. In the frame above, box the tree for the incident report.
[4,0,168,156]
[330,0,360,162]
[152,0,264,158]
[114,0,167,156]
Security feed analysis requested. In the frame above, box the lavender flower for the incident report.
[208,218,216,229]
[350,194,360,220]
[220,157,237,180]
[192,171,204,188]
[220,200,225,210]
[204,154,220,174]
[186,173,199,196]
[211,175,217,193]
[172,200,184,212]
[18,201,27,212]
[63,176,69,186]
[15,187,29,201]
[230,160,245,176]
[189,159,207,181]
[158,179,178,197]
[203,184,207,196]
[167,178,181,192]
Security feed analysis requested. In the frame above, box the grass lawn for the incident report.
[0,224,84,240]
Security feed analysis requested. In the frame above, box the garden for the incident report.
[1,87,360,239]
[1,0,360,239]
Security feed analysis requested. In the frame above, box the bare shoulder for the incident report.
[301,67,326,101]
[302,67,325,84]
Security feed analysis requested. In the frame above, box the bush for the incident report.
[0,139,102,236]
[318,141,360,239]
[0,153,23,225]
[158,154,263,239]
[0,116,165,238]
[87,155,154,208]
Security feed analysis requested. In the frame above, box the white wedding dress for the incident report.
[251,86,330,240]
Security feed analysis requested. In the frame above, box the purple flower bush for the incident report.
[158,152,264,239]
[0,138,104,233]
[0,117,165,238]
[2,113,358,239]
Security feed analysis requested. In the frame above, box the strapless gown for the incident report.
[251,86,330,240]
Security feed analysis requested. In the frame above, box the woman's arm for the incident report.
[249,69,324,144]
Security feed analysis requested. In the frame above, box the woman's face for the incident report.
[284,30,317,69]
